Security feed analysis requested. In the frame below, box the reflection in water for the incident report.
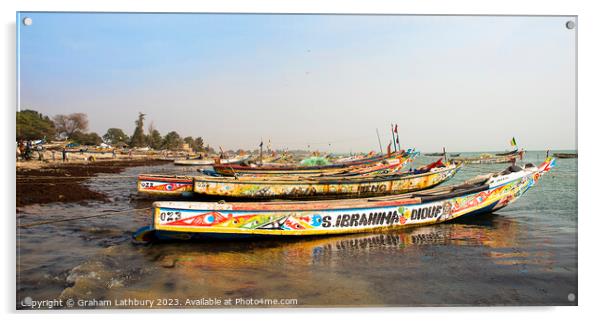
[55,213,569,306]
[17,156,577,307]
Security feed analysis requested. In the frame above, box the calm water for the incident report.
[16,151,577,308]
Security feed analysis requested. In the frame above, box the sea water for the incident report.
[16,151,577,307]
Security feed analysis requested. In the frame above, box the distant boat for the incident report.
[450,150,524,165]
[173,155,250,166]
[495,149,519,156]
[553,153,577,159]
[423,152,445,157]
[448,153,461,157]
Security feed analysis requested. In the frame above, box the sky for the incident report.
[17,13,576,152]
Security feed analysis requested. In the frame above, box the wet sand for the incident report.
[16,160,171,208]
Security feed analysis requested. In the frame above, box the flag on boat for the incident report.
[510,137,517,147]
[259,140,263,148]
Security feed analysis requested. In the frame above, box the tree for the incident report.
[16,109,56,140]
[193,137,204,152]
[205,145,216,155]
[183,136,194,148]
[147,129,163,150]
[53,113,89,139]
[71,131,102,146]
[183,136,204,152]
[162,131,183,150]
[130,112,147,147]
[103,128,129,145]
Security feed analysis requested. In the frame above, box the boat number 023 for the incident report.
[159,211,182,222]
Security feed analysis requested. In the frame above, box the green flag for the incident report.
[510,137,517,147]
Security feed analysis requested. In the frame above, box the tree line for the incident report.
[16,110,206,152]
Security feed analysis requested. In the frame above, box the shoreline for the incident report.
[16,159,171,208]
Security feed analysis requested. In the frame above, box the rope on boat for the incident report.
[17,207,151,228]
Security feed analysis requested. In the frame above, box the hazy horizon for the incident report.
[17,13,577,153]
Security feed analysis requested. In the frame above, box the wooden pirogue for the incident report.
[553,152,577,159]
[173,154,250,166]
[136,153,416,197]
[133,158,555,242]
[450,149,524,164]
[192,160,460,199]
[212,151,408,176]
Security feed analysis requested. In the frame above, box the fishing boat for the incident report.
[137,155,413,197]
[213,151,407,176]
[495,149,519,156]
[173,155,250,166]
[193,160,460,199]
[423,152,445,157]
[133,158,555,242]
[137,174,194,197]
[332,152,378,164]
[449,153,461,157]
[450,150,524,164]
[553,152,577,159]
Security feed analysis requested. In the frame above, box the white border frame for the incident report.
[3,1,599,321]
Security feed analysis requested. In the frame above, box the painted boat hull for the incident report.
[193,163,460,199]
[213,151,406,176]
[133,158,554,242]
[137,175,194,196]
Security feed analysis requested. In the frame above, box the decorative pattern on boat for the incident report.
[137,177,194,195]
[193,164,459,199]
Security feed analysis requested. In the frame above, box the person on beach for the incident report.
[62,148,67,162]
[37,145,44,161]
[24,141,32,161]
[112,149,116,159]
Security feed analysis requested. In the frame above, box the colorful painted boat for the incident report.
[133,158,555,241]
[450,150,524,164]
[193,161,460,199]
[137,174,194,197]
[138,155,416,198]
[174,155,250,166]
[213,151,408,176]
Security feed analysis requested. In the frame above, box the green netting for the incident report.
[300,156,331,166]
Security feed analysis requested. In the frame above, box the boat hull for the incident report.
[137,175,194,196]
[450,151,522,164]
[193,164,460,199]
